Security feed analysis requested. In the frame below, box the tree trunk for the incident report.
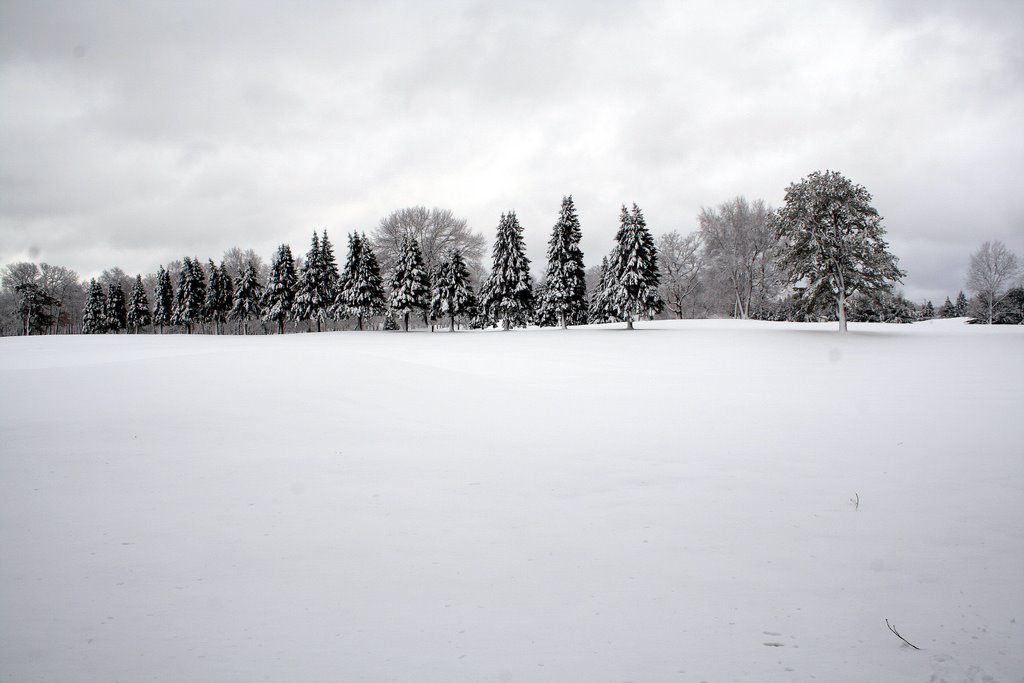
[403,312,410,332]
[357,315,363,331]
[502,318,510,331]
[625,317,634,331]
[559,311,567,330]
[277,319,284,335]
[449,315,455,332]
[316,318,321,333]
[837,292,848,333]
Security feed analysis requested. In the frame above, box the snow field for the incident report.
[1,319,1022,682]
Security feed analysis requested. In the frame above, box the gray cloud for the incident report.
[1,0,1022,302]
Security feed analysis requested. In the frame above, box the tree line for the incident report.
[3,171,1022,337]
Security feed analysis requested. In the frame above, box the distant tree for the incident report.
[431,249,477,332]
[38,263,83,334]
[772,170,905,333]
[104,282,127,333]
[126,275,151,333]
[607,204,662,330]
[657,230,704,319]
[99,267,134,299]
[294,232,335,332]
[538,196,587,329]
[222,247,266,284]
[12,282,57,335]
[386,236,431,332]
[204,261,233,335]
[966,240,1021,325]
[588,256,618,324]
[152,266,175,334]
[231,260,264,334]
[938,296,955,318]
[371,206,486,281]
[338,233,385,330]
[262,244,298,334]
[482,211,533,330]
[172,257,206,333]
[699,197,778,319]
[82,279,106,334]
[954,290,969,317]
[920,300,935,320]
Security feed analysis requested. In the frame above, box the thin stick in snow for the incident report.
[851,492,859,510]
[886,619,921,650]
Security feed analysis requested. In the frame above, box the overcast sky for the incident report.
[1,0,1022,302]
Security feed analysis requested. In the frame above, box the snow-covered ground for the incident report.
[1,319,1021,682]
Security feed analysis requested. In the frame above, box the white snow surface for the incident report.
[1,319,1022,682]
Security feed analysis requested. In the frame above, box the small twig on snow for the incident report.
[886,619,921,650]
[850,492,859,510]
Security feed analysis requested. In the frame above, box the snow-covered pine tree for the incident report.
[482,211,533,330]
[204,261,233,334]
[126,275,151,334]
[938,296,955,318]
[337,233,385,330]
[431,249,477,332]
[772,170,905,333]
[153,266,175,334]
[540,196,587,329]
[954,291,969,317]
[320,230,340,324]
[173,257,206,333]
[921,300,935,320]
[587,256,618,324]
[105,282,128,333]
[293,232,322,330]
[231,260,264,334]
[82,279,106,334]
[607,204,663,329]
[533,276,559,327]
[387,236,431,331]
[262,244,297,334]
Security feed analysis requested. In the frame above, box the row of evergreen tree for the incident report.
[78,197,662,334]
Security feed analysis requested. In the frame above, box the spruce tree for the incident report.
[386,236,431,331]
[126,275,151,333]
[482,211,533,330]
[607,204,663,329]
[204,261,233,334]
[921,300,935,320]
[173,257,206,333]
[153,266,175,334]
[105,282,128,333]
[431,249,477,332]
[938,296,955,318]
[231,260,263,334]
[294,232,333,332]
[338,233,385,330]
[955,291,969,317]
[82,279,106,334]
[262,244,298,334]
[321,230,340,322]
[540,196,587,329]
[588,256,618,324]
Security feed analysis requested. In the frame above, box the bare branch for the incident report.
[885,619,921,650]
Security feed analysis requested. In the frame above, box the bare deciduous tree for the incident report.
[657,230,704,319]
[370,207,486,280]
[699,197,779,319]
[966,240,1021,324]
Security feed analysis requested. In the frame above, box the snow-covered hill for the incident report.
[2,320,1021,682]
